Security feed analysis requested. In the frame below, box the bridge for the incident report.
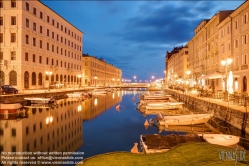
[118,83,151,88]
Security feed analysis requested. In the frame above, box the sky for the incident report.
[41,0,243,82]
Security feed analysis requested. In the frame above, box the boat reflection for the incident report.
[82,91,122,120]
[0,99,83,166]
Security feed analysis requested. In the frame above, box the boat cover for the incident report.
[142,134,206,149]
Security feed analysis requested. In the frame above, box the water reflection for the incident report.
[81,91,122,120]
[0,100,83,166]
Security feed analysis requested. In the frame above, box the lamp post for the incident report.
[134,76,136,83]
[151,76,154,82]
[45,71,52,91]
[174,74,177,85]
[221,57,232,101]
[77,75,81,88]
[94,76,97,87]
[186,70,191,91]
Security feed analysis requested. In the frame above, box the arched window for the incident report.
[71,76,73,82]
[64,75,66,82]
[68,75,70,82]
[38,73,42,85]
[9,70,17,85]
[24,71,29,89]
[60,75,63,82]
[56,74,59,81]
[32,72,36,85]
[243,76,247,92]
[0,71,5,85]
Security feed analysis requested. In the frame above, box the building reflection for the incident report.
[0,100,83,166]
[82,91,122,120]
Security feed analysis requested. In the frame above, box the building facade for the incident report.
[0,0,83,90]
[82,54,122,87]
[166,0,249,92]
[165,46,188,84]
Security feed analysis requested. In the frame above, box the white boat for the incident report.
[91,90,107,95]
[158,112,213,126]
[0,103,22,110]
[66,93,82,98]
[146,102,184,110]
[24,97,55,104]
[144,95,171,100]
[198,134,240,146]
[140,134,206,154]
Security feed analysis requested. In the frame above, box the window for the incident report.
[33,54,35,62]
[47,16,49,23]
[25,127,29,135]
[11,128,16,137]
[47,29,49,37]
[242,13,248,25]
[33,37,36,46]
[33,7,36,15]
[57,34,59,41]
[242,54,248,65]
[40,12,43,19]
[65,38,66,44]
[46,57,48,64]
[25,35,29,44]
[11,51,16,60]
[25,52,28,61]
[51,59,54,65]
[242,34,248,45]
[52,19,54,26]
[0,52,3,60]
[0,0,3,8]
[33,22,36,31]
[26,18,29,27]
[47,43,49,50]
[0,33,3,43]
[39,56,42,64]
[234,39,238,48]
[65,27,67,33]
[52,32,54,39]
[11,16,16,25]
[57,22,59,28]
[0,17,3,25]
[11,33,16,42]
[52,45,54,52]
[26,2,29,11]
[39,40,42,48]
[11,0,16,8]
[61,25,63,31]
[235,20,239,29]
[40,26,42,34]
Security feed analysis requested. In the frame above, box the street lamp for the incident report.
[221,57,232,101]
[174,74,177,85]
[151,76,154,82]
[94,76,97,87]
[134,76,136,83]
[77,75,81,88]
[45,71,52,91]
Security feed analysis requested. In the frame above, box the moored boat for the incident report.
[24,97,55,104]
[140,134,206,154]
[158,112,213,127]
[198,134,240,146]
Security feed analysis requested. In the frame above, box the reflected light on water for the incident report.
[78,105,82,112]
[118,91,120,97]
[46,116,53,124]
[112,93,115,99]
[94,98,98,106]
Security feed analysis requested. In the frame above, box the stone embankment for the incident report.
[164,89,249,134]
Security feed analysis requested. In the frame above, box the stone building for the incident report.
[166,0,249,92]
[82,54,122,87]
[0,0,83,90]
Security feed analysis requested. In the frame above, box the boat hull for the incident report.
[158,114,213,126]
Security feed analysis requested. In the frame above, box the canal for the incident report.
[1,89,249,166]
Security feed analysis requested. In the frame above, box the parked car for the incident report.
[0,85,18,94]
[50,82,64,89]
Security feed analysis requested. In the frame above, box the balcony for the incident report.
[241,64,248,70]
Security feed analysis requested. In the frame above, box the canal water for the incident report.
[1,90,248,166]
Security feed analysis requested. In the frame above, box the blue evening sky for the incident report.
[41,0,243,82]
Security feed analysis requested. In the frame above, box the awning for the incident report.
[198,72,240,80]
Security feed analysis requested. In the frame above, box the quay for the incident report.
[164,88,249,134]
